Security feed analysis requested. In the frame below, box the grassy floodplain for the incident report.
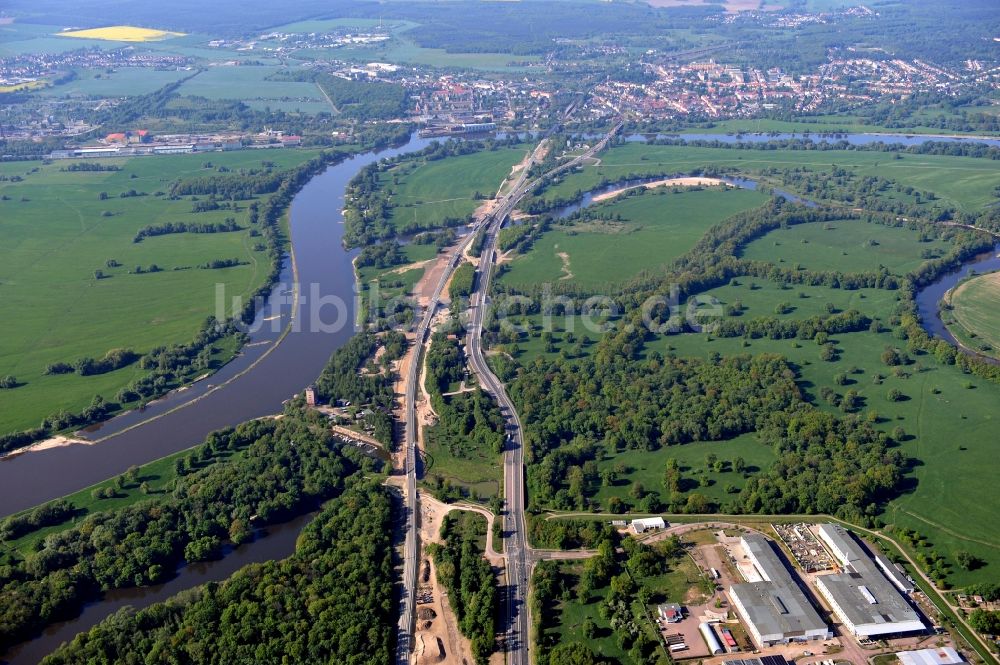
[0,149,320,436]
[503,151,1000,585]
[740,218,952,275]
[500,187,768,289]
[381,145,528,232]
[658,328,1000,587]
[536,142,1000,214]
[944,271,1000,358]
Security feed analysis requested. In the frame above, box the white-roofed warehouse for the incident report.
[815,524,926,639]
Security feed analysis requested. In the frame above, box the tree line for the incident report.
[133,218,242,243]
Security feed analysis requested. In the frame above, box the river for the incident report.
[0,133,434,517]
[0,513,313,665]
[915,242,1000,349]
[0,128,994,662]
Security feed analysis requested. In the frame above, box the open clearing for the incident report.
[500,187,767,288]
[56,26,185,42]
[697,276,901,321]
[0,149,321,435]
[946,271,1000,356]
[739,219,952,275]
[591,433,777,509]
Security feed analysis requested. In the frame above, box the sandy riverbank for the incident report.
[591,176,731,203]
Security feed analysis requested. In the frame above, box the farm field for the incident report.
[536,143,1000,213]
[337,37,541,71]
[499,187,768,288]
[739,219,952,275]
[56,26,185,42]
[657,329,1000,586]
[39,67,193,97]
[382,146,528,232]
[944,271,1000,358]
[177,66,323,104]
[0,149,321,436]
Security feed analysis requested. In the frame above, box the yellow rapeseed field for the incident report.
[57,26,185,42]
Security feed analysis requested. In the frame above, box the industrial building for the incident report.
[723,657,788,665]
[728,535,830,648]
[896,647,964,665]
[630,517,666,534]
[815,524,925,639]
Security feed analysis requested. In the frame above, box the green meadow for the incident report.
[945,272,1000,358]
[499,187,767,289]
[590,433,777,509]
[696,276,902,322]
[497,165,998,584]
[382,146,528,231]
[0,149,320,435]
[740,219,952,275]
[537,143,1000,213]
[177,66,324,104]
[38,68,193,97]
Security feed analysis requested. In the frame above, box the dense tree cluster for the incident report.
[430,513,497,664]
[0,417,372,650]
[449,262,476,301]
[40,479,396,665]
[314,331,396,446]
[0,500,76,543]
[356,240,405,269]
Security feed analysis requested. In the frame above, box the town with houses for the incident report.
[3,2,999,155]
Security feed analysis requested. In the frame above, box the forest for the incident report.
[39,478,396,665]
[0,416,377,650]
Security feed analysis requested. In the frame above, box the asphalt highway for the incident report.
[397,120,620,665]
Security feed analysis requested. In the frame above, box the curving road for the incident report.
[463,123,621,665]
[395,138,550,665]
[396,119,620,665]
